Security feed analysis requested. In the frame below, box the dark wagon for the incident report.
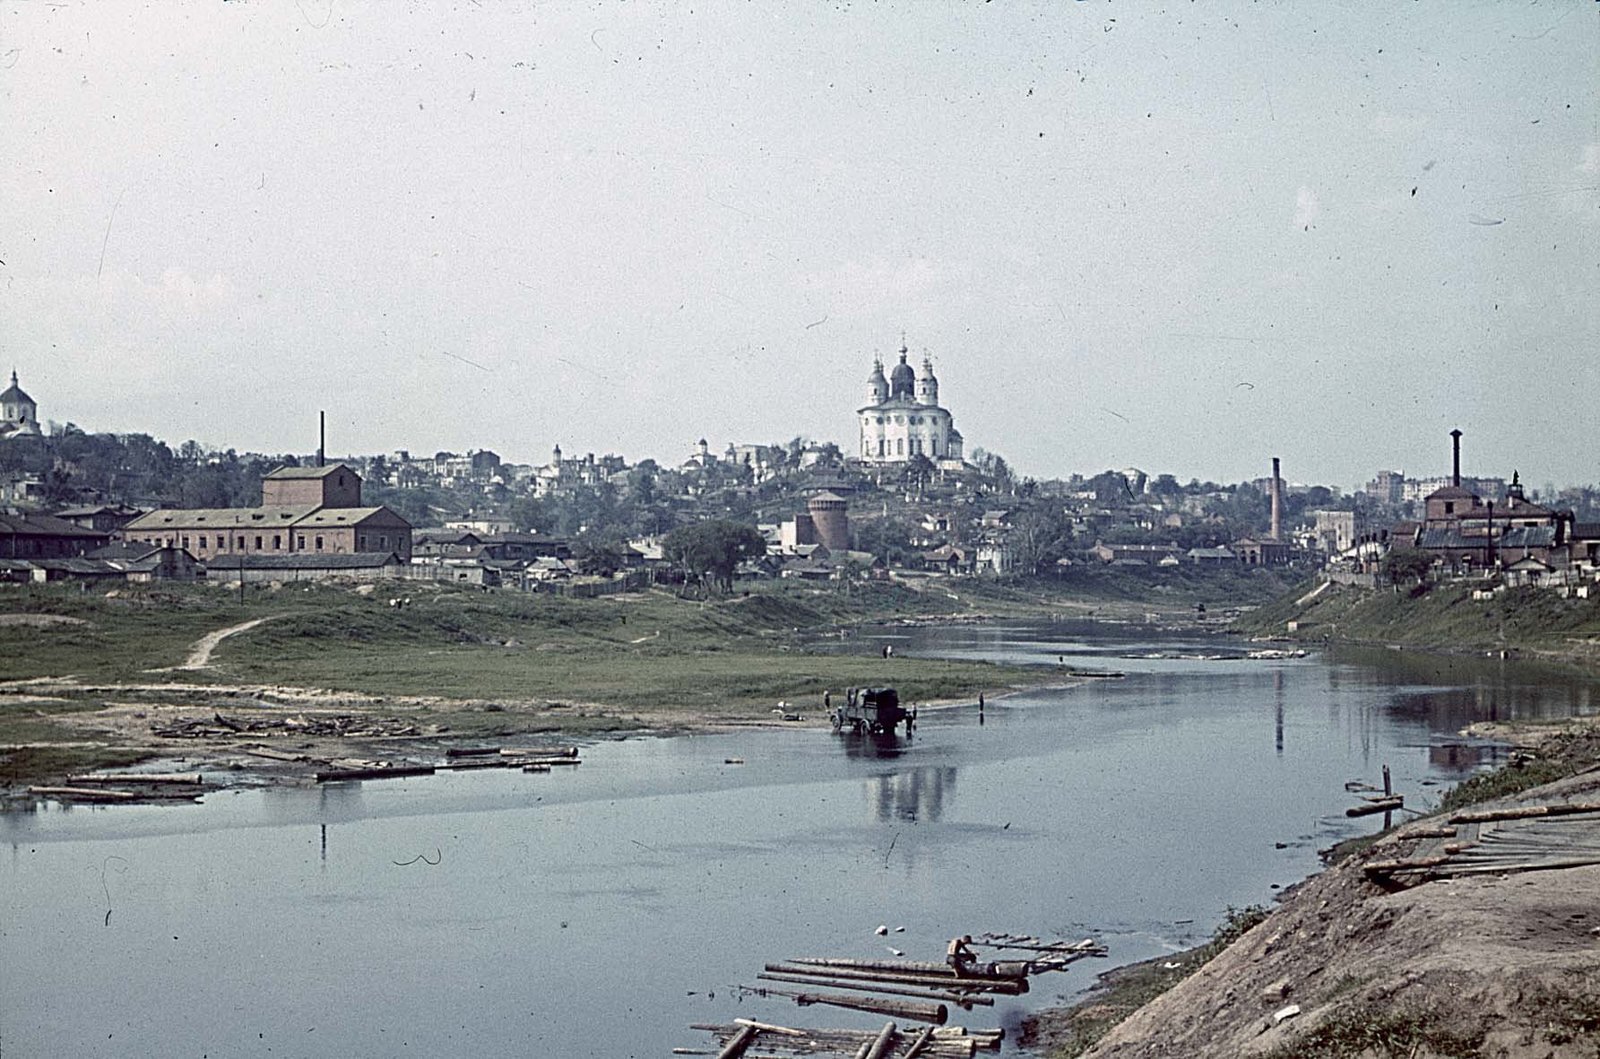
[831,686,912,736]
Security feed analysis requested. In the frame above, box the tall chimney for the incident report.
[1450,429,1462,487]
[318,410,326,468]
[1270,457,1282,541]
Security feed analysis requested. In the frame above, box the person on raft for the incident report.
[947,935,977,976]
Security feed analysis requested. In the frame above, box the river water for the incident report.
[3,621,1595,1058]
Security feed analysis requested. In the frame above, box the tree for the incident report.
[1382,547,1434,589]
[1006,506,1074,576]
[662,519,767,595]
[573,537,626,577]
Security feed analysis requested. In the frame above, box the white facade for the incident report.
[857,346,963,466]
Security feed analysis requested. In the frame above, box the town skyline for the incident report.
[7,361,1596,500]
[3,4,1595,488]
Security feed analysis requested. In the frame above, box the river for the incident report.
[3,620,1595,1058]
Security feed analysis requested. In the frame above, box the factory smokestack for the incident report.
[1270,457,1282,541]
[1450,429,1462,488]
[318,410,326,468]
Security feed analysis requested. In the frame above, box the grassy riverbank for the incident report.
[1235,577,1600,672]
[1,570,1288,787]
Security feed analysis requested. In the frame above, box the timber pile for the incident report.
[316,745,583,782]
[689,1019,1002,1057]
[152,712,420,740]
[1364,801,1600,882]
[691,933,1104,1055]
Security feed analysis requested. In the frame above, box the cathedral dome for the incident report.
[889,349,916,398]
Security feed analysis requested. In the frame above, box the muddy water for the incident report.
[3,622,1594,1058]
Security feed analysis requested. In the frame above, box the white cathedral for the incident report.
[857,343,964,467]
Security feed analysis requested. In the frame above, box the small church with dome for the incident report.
[857,343,964,468]
[1,371,42,440]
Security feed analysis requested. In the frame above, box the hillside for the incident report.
[1237,578,1600,671]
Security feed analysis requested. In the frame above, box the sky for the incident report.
[2,1,1596,492]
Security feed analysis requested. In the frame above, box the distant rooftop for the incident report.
[263,463,358,480]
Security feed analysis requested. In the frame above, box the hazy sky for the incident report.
[3,2,1596,490]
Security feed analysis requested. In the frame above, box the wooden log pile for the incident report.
[1364,802,1600,881]
[152,712,421,740]
[688,1019,1002,1057]
[695,931,1104,1055]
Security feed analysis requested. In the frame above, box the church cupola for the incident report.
[866,357,888,404]
[888,344,916,399]
[917,355,939,406]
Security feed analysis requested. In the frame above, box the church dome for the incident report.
[1,371,32,406]
[865,357,888,404]
[889,349,916,398]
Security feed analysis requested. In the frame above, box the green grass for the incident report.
[1236,578,1600,668]
[0,578,1100,789]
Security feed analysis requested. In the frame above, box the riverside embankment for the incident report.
[1023,579,1600,1058]
[4,614,1563,1058]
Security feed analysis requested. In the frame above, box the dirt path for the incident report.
[174,617,272,670]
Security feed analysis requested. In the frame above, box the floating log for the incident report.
[241,747,309,762]
[765,963,1028,995]
[715,1024,757,1059]
[749,986,946,1025]
[67,772,204,785]
[789,957,1028,981]
[29,786,138,801]
[445,746,502,758]
[522,764,552,773]
[1346,796,1403,817]
[315,765,435,782]
[440,757,540,772]
[757,972,994,1007]
[523,756,582,767]
[903,1026,937,1059]
[972,936,1102,956]
[502,745,579,757]
[732,1018,806,1037]
[863,1022,897,1059]
[1449,801,1600,824]
[690,1022,995,1057]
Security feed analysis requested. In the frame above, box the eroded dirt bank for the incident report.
[1027,721,1600,1058]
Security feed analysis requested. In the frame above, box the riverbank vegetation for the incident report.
[1236,577,1600,671]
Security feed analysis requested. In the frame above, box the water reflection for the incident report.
[837,731,910,760]
[1428,742,1503,775]
[867,765,958,823]
[1274,670,1285,756]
